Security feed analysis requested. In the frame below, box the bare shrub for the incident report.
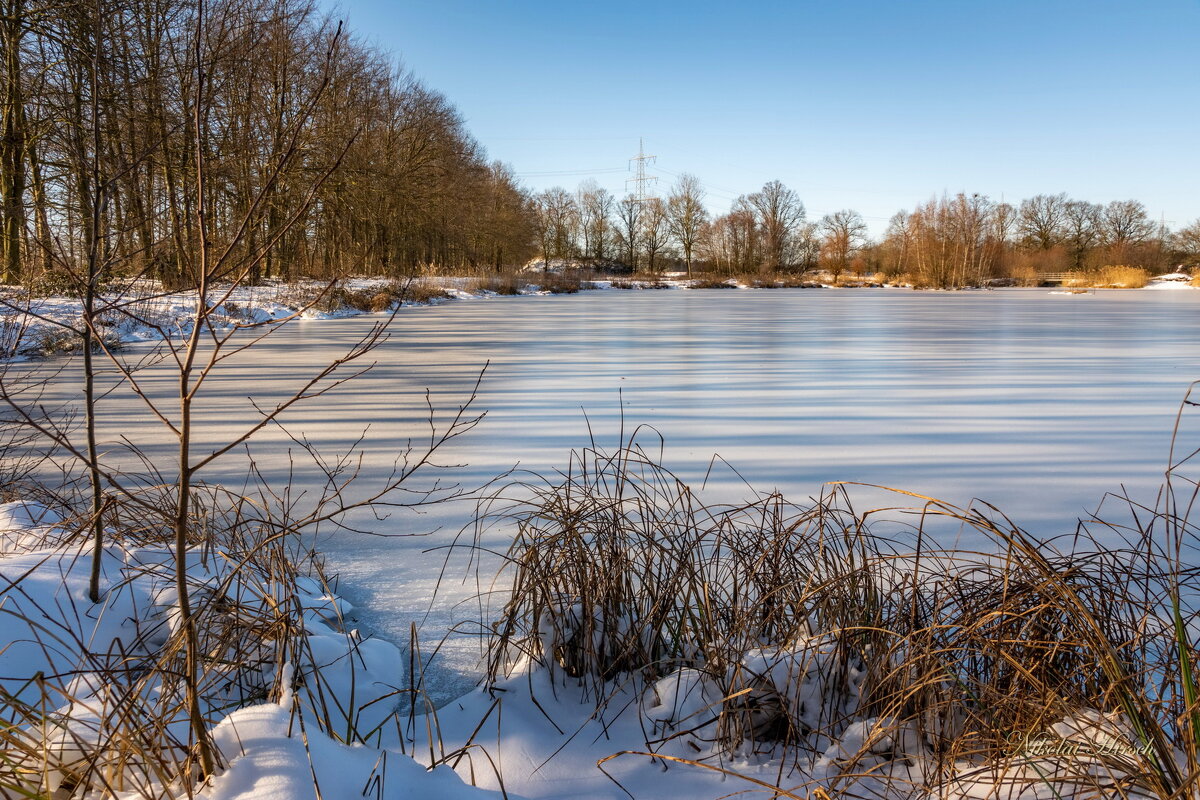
[537,271,583,294]
[395,281,453,305]
[688,277,737,289]
[611,278,670,290]
[468,274,522,295]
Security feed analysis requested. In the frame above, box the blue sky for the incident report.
[322,0,1200,235]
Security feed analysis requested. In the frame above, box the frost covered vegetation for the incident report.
[0,492,504,800]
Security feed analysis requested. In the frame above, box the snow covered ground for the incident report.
[0,499,505,800]
[0,276,601,362]
[0,495,1179,800]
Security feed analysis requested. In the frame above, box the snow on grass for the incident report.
[1,478,1189,800]
[0,501,504,800]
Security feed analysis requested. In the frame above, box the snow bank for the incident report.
[1146,277,1198,290]
[0,498,1176,800]
[205,700,507,800]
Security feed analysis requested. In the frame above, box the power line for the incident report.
[515,167,627,177]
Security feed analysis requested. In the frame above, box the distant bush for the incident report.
[26,324,122,357]
[537,272,582,294]
[689,277,737,289]
[25,270,78,298]
[469,273,522,295]
[396,281,453,305]
[321,287,376,312]
[835,271,885,287]
[296,280,455,314]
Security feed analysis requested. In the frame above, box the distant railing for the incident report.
[1037,272,1072,284]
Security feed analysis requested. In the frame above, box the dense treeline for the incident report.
[3,0,1196,292]
[534,178,1200,286]
[0,0,536,290]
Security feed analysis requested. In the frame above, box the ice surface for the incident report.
[9,288,1200,701]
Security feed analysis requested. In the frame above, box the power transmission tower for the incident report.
[626,138,657,203]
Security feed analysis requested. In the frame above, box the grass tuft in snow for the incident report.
[475,399,1200,798]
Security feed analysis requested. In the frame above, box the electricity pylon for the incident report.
[626,138,657,203]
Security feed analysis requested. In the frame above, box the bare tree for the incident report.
[577,180,614,262]
[1174,218,1200,267]
[1063,200,1103,270]
[819,209,867,282]
[881,211,913,276]
[948,193,993,285]
[615,194,642,270]
[665,174,707,277]
[986,201,1016,276]
[1101,199,1155,253]
[703,200,758,275]
[748,179,804,271]
[534,186,578,267]
[896,195,1005,287]
[1018,193,1068,250]
[0,0,31,285]
[641,197,668,273]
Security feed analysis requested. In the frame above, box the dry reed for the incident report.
[1063,265,1150,289]
[479,401,1200,797]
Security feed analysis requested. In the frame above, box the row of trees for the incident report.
[532,178,1200,286]
[2,0,1196,290]
[875,194,1196,287]
[0,0,537,290]
[534,176,827,277]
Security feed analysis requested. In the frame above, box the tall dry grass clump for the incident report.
[481,399,1200,797]
[1063,265,1150,289]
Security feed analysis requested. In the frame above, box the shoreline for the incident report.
[2,271,1195,363]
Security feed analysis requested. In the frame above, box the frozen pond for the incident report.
[13,287,1200,697]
